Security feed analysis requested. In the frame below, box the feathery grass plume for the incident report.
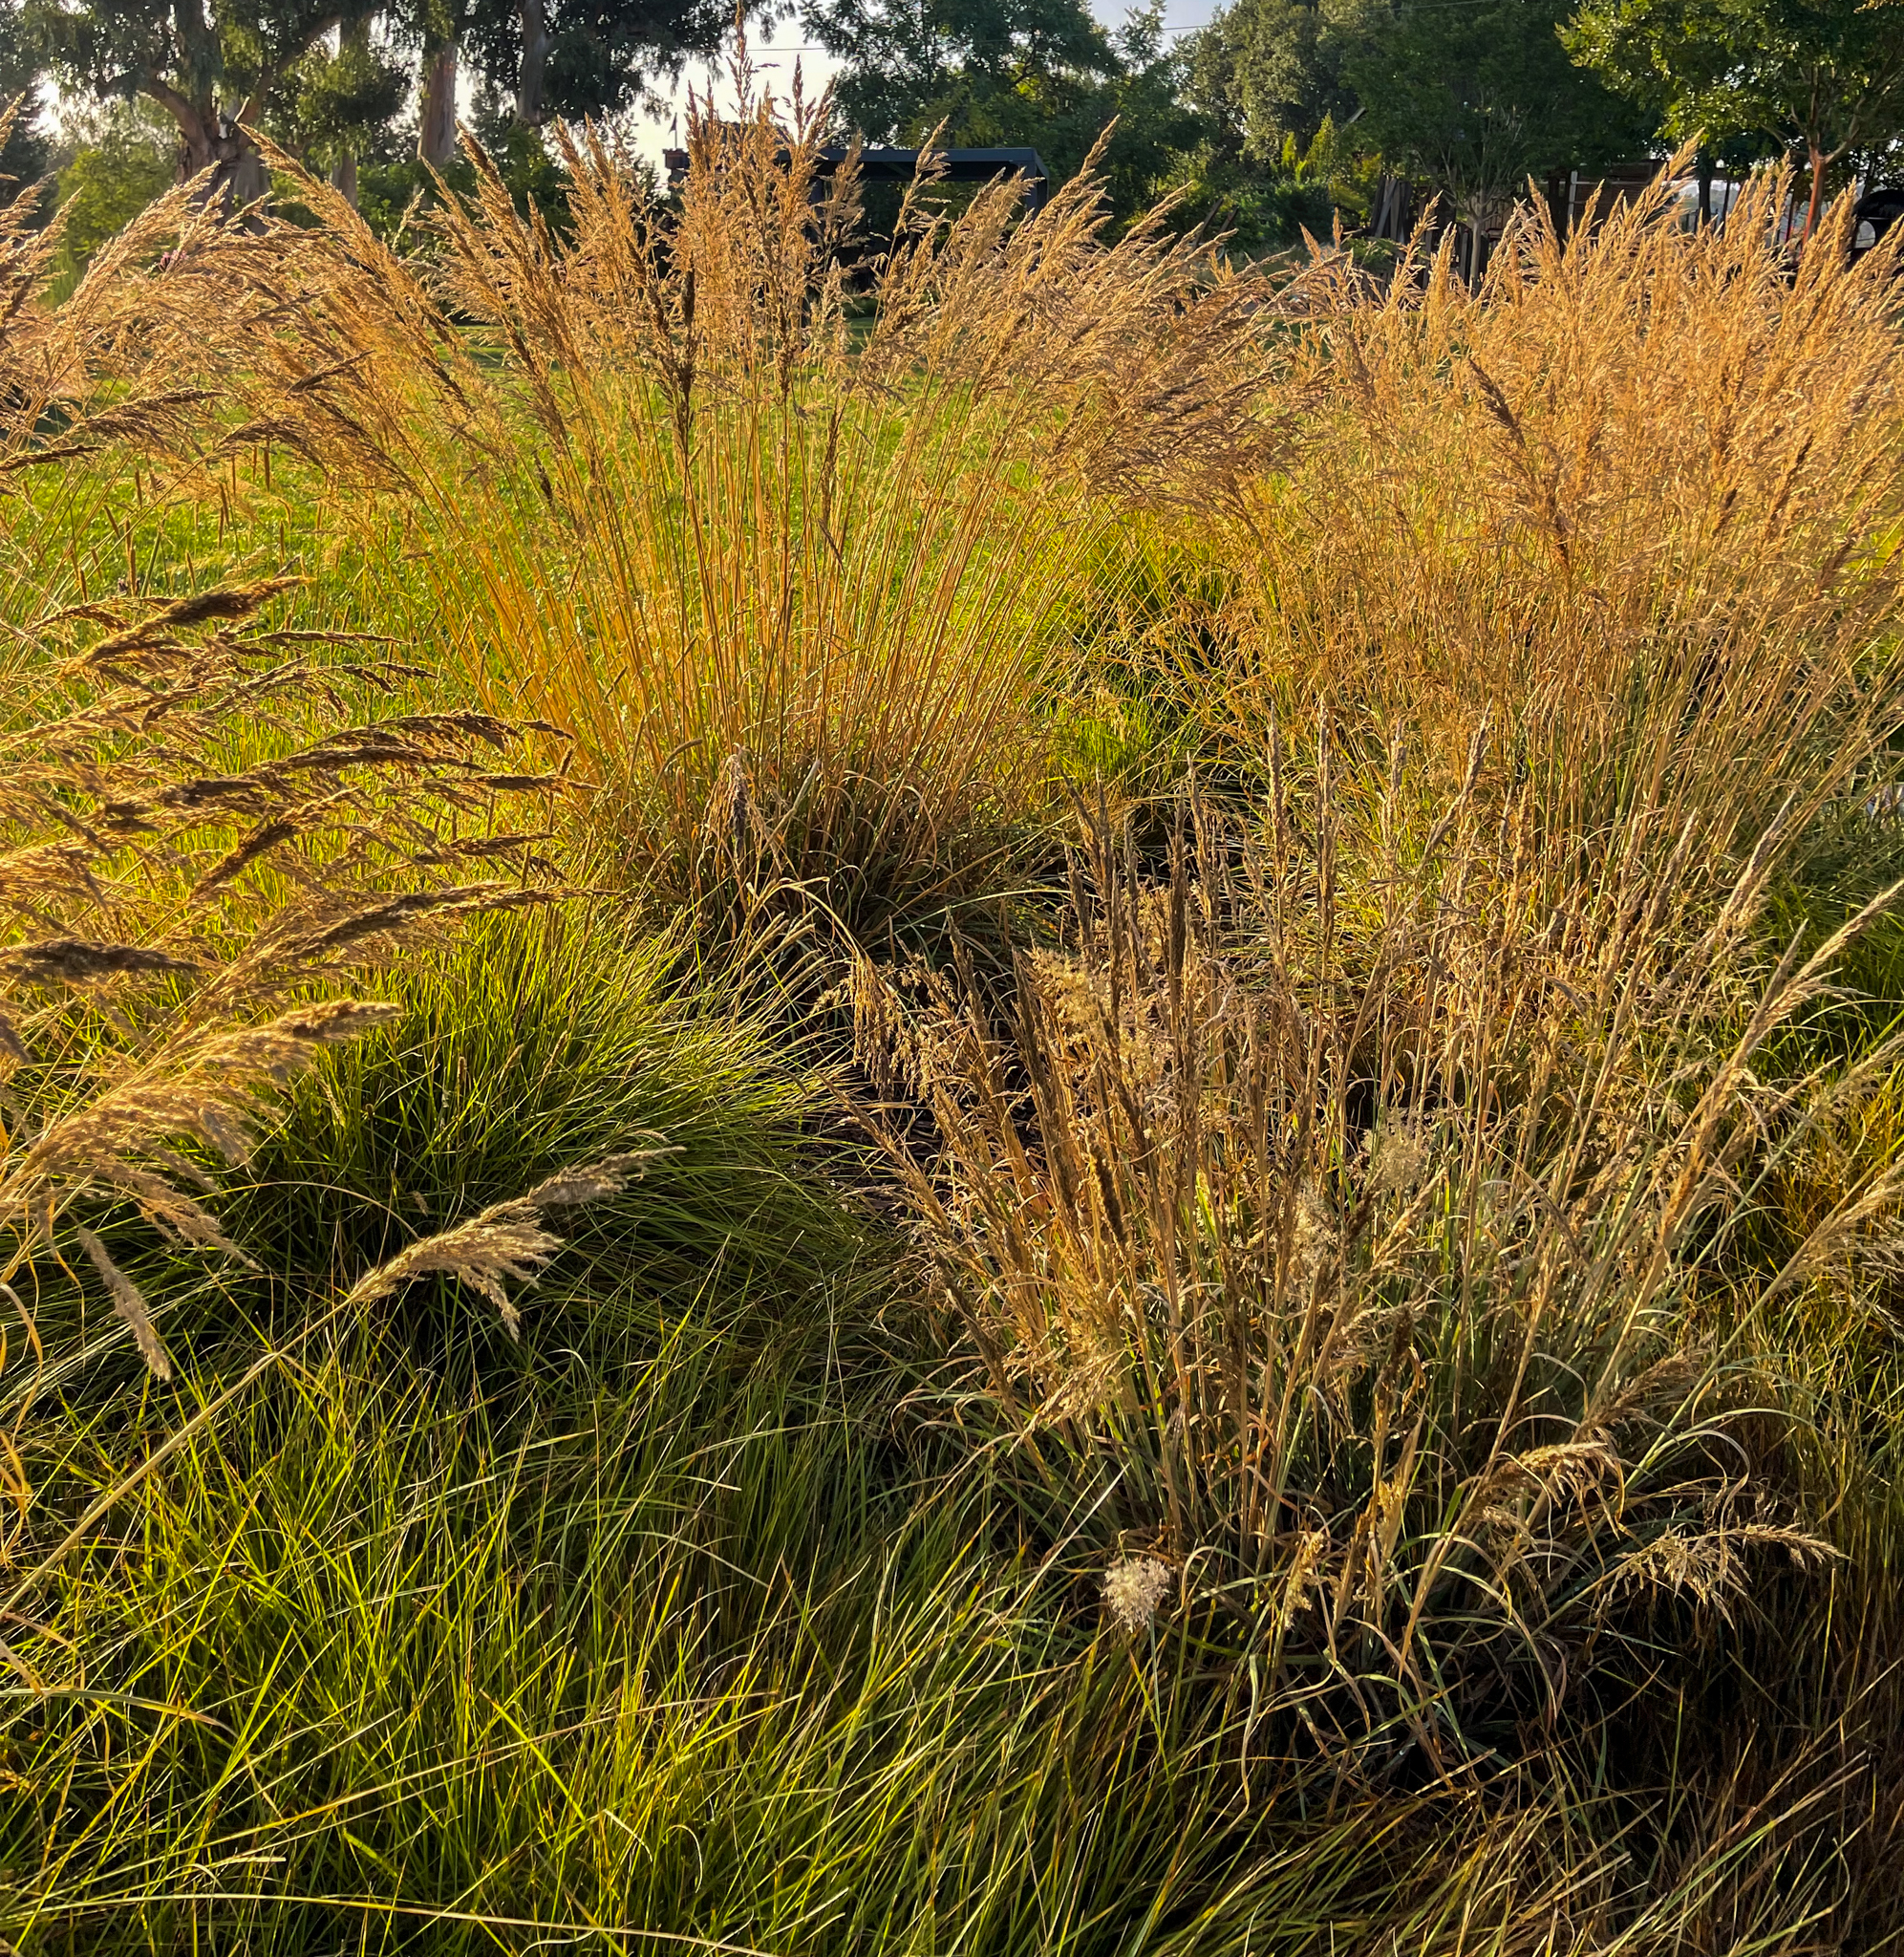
[0,564,563,1399]
[118,55,1284,938]
[1103,1556,1173,1634]
[0,107,286,497]
[70,1225,171,1383]
[343,1146,673,1336]
[1194,147,1904,910]
[867,773,1887,1789]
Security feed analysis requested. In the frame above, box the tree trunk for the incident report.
[225,132,267,210]
[150,85,262,225]
[226,89,268,215]
[1697,150,1712,227]
[163,0,223,180]
[1802,140,1828,240]
[419,41,459,170]
[146,81,218,182]
[332,13,371,206]
[518,0,553,125]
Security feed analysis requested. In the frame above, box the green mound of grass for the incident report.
[227,908,872,1342]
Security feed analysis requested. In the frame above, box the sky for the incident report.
[626,0,1215,169]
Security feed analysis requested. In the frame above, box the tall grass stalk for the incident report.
[1203,160,1904,901]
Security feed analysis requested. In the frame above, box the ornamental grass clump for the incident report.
[865,758,1899,1837]
[132,60,1286,937]
[1205,156,1904,901]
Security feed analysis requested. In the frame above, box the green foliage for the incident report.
[1173,0,1388,246]
[1560,0,1748,143]
[460,0,731,123]
[1183,0,1649,240]
[267,13,407,174]
[807,0,1111,144]
[1341,0,1650,218]
[1186,0,1366,160]
[807,0,1200,220]
[48,97,172,275]
[0,0,48,186]
[0,1297,1490,1956]
[1091,8,1209,218]
[229,907,871,1327]
[1165,113,1364,249]
[1564,0,1904,218]
[352,109,574,237]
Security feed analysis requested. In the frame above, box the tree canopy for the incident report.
[1185,0,1366,161]
[1343,0,1649,220]
[1,0,48,187]
[804,0,1197,203]
[29,0,344,184]
[15,0,1904,265]
[1565,0,1904,228]
[805,0,1114,149]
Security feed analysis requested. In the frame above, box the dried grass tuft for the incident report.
[72,1225,171,1383]
[344,1145,674,1336]
[112,63,1285,933]
[1205,152,1904,891]
[867,772,1899,1775]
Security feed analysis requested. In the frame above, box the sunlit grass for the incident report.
[3,98,1904,1956]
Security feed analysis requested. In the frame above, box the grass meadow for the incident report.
[6,84,1904,1954]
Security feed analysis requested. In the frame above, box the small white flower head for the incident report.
[1286,1178,1336,1290]
[1368,1124,1427,1196]
[1103,1557,1173,1634]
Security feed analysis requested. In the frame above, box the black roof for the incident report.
[1854,185,1904,221]
[817,146,1049,185]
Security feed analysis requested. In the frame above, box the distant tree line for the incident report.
[5,0,1902,264]
[810,0,1904,247]
[6,0,726,260]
